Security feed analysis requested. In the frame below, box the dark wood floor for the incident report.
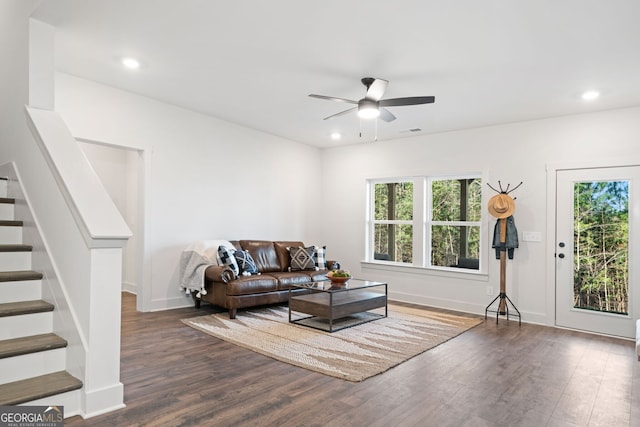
[65,293,639,427]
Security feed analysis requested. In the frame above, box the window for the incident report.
[429,178,482,269]
[367,175,483,271]
[371,181,413,263]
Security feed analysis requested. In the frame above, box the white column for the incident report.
[28,18,55,110]
[82,247,126,416]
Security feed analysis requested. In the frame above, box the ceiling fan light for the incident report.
[358,104,380,119]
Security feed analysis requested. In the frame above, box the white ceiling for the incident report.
[32,0,640,148]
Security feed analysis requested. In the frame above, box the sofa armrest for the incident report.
[205,265,235,283]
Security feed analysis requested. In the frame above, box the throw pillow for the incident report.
[217,245,239,277]
[289,246,317,271]
[234,249,259,275]
[314,245,327,270]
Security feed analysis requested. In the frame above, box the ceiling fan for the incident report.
[309,77,435,122]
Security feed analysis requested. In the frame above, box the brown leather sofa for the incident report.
[195,240,337,318]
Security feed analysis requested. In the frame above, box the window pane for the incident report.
[374,224,413,263]
[573,181,628,315]
[432,178,482,221]
[374,182,413,221]
[431,225,480,269]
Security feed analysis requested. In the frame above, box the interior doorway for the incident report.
[554,165,639,339]
[78,141,144,305]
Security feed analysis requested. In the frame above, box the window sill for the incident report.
[360,261,489,282]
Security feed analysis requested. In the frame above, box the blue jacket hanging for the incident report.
[492,215,519,259]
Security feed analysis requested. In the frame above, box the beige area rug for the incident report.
[182,304,482,382]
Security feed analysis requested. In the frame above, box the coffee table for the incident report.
[288,279,387,332]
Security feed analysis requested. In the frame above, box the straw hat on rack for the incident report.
[487,193,516,219]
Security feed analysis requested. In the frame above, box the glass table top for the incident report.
[290,279,386,292]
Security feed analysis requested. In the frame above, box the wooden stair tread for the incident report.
[0,270,43,282]
[0,197,15,204]
[0,244,32,252]
[0,371,82,406]
[0,333,67,359]
[0,300,54,317]
[0,220,22,227]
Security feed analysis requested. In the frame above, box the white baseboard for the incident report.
[81,382,125,419]
[121,281,137,294]
[388,290,548,325]
[149,295,195,312]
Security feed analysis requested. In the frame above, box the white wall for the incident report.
[79,142,139,293]
[80,142,129,216]
[55,72,323,311]
[320,107,640,325]
[123,149,139,293]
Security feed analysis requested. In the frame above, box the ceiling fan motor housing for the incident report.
[361,77,376,89]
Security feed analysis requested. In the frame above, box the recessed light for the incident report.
[581,90,600,101]
[121,57,140,70]
[330,132,341,140]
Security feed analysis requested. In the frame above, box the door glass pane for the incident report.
[573,181,629,315]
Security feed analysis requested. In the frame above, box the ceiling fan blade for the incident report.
[379,96,435,107]
[309,94,358,104]
[364,78,388,101]
[323,107,357,120]
[379,108,396,122]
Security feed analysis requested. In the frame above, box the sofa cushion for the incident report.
[274,241,305,271]
[289,246,317,271]
[314,245,327,269]
[234,249,259,275]
[217,246,239,277]
[225,275,278,296]
[268,272,313,290]
[239,240,281,273]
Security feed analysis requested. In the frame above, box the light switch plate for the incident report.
[522,231,542,242]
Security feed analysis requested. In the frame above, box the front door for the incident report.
[555,166,639,339]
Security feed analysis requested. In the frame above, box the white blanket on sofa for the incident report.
[178,240,234,298]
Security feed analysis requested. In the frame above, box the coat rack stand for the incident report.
[485,217,521,324]
[485,181,522,325]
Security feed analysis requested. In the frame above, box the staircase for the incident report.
[0,179,82,406]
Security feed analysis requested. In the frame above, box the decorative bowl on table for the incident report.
[327,270,351,284]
